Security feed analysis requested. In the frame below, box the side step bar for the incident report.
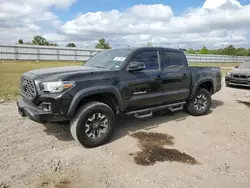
[125,102,186,119]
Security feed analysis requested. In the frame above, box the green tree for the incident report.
[223,45,236,56]
[199,46,208,54]
[18,39,24,44]
[186,48,195,54]
[49,43,58,46]
[95,38,111,49]
[146,42,153,47]
[32,36,50,46]
[235,48,247,56]
[246,48,250,56]
[216,48,224,55]
[66,43,76,47]
[208,49,216,54]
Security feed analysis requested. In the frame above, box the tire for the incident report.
[70,101,116,148]
[184,88,211,116]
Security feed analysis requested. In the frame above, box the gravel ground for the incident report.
[0,83,250,188]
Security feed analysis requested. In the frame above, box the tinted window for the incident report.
[131,50,159,70]
[162,51,186,69]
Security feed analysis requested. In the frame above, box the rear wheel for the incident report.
[185,88,211,116]
[70,101,116,148]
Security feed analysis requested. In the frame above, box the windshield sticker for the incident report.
[113,57,126,61]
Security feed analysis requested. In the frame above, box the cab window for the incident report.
[161,51,186,69]
[131,50,159,70]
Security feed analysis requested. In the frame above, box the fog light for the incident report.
[42,103,51,112]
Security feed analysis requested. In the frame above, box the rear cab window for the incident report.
[161,49,187,70]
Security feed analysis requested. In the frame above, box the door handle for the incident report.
[155,75,162,81]
[155,74,162,78]
[182,73,187,77]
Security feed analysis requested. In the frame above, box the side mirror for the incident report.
[127,61,146,71]
[235,66,239,68]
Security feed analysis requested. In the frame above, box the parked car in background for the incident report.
[225,60,250,87]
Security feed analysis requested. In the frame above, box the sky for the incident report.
[0,0,250,49]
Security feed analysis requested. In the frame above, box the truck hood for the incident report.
[230,68,250,75]
[27,66,104,76]
[23,66,111,81]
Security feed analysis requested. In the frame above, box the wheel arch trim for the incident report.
[67,86,124,117]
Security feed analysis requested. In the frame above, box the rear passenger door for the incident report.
[160,49,191,103]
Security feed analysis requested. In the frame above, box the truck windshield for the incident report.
[83,49,132,70]
[239,61,250,69]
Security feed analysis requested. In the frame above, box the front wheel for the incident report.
[184,88,211,116]
[70,102,116,148]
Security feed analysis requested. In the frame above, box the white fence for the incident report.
[0,44,102,61]
[186,54,250,63]
[0,44,250,63]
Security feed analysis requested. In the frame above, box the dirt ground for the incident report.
[0,83,250,188]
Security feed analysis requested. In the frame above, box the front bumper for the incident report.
[17,98,70,124]
[225,77,250,87]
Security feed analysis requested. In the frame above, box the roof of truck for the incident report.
[108,46,183,52]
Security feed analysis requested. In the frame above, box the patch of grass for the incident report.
[0,61,81,100]
[221,69,231,76]
[188,62,240,67]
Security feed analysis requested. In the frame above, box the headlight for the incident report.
[40,81,74,93]
[227,72,232,77]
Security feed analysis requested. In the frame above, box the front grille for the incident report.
[20,76,36,99]
[233,74,248,79]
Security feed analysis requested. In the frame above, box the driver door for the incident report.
[121,49,165,111]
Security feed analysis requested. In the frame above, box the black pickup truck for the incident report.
[17,47,222,147]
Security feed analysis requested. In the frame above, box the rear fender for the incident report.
[189,78,215,99]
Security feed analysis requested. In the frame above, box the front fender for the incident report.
[189,78,215,99]
[67,86,124,117]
